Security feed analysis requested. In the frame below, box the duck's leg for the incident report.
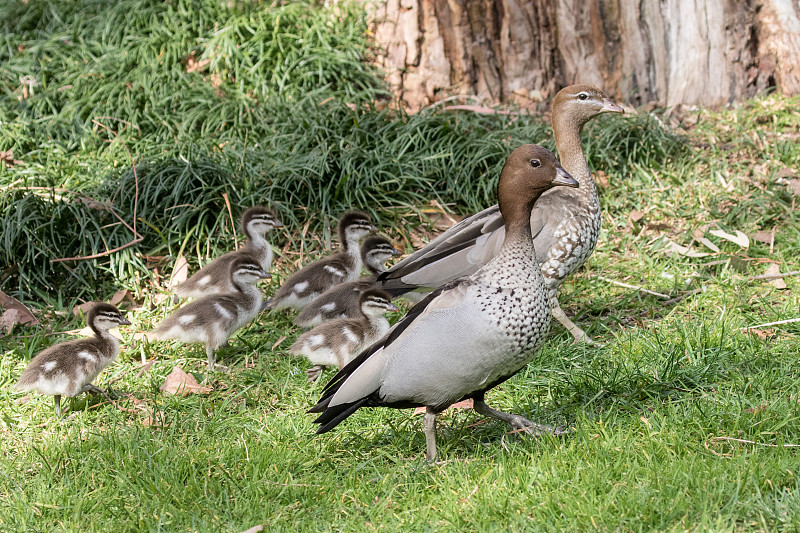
[551,298,593,344]
[473,398,568,436]
[306,365,325,383]
[423,407,439,462]
[54,395,61,417]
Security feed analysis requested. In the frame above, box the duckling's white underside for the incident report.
[17,343,117,397]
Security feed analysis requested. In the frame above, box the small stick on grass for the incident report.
[710,436,800,448]
[750,270,800,281]
[598,277,670,299]
[744,317,800,330]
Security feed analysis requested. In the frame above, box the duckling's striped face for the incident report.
[231,261,270,284]
[244,209,283,234]
[344,218,376,240]
[90,305,131,331]
[359,290,398,316]
[363,239,402,268]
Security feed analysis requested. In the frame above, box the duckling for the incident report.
[266,211,376,311]
[16,302,130,416]
[289,289,397,383]
[174,206,282,299]
[376,85,624,343]
[310,145,577,461]
[150,255,268,368]
[294,236,401,328]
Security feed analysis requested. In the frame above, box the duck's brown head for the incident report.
[552,84,623,131]
[497,144,578,230]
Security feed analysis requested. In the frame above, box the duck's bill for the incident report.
[118,318,132,326]
[602,98,624,113]
[552,167,579,188]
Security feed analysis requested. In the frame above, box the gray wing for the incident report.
[376,205,504,295]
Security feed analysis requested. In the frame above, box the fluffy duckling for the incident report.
[289,289,397,383]
[293,236,401,328]
[174,206,282,299]
[310,145,577,461]
[150,255,268,367]
[376,85,623,343]
[16,302,130,416]
[266,211,376,311]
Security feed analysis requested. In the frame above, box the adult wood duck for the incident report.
[16,302,130,416]
[293,236,401,328]
[310,144,577,461]
[376,85,623,343]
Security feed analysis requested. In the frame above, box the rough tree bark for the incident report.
[365,0,800,109]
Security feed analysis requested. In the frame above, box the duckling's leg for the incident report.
[80,383,114,402]
[423,407,439,462]
[551,299,593,344]
[473,398,568,437]
[206,345,216,368]
[306,365,325,383]
[54,395,61,417]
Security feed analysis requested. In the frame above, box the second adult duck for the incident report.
[376,85,623,343]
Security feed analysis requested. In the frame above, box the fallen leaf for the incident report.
[0,290,39,332]
[661,239,711,258]
[594,170,610,188]
[692,229,721,252]
[72,301,95,318]
[140,409,170,427]
[745,328,777,340]
[159,366,212,396]
[709,229,750,249]
[77,325,123,340]
[776,168,797,179]
[413,399,473,415]
[168,256,189,289]
[752,230,775,250]
[626,210,644,231]
[786,179,800,197]
[109,288,133,306]
[0,150,22,166]
[240,526,265,533]
[764,264,788,290]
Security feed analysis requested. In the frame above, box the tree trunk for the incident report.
[366,0,800,109]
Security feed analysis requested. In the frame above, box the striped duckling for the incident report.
[266,211,376,311]
[310,144,577,461]
[289,289,397,383]
[293,236,402,328]
[174,206,282,299]
[16,302,130,416]
[150,255,268,368]
[376,85,623,343]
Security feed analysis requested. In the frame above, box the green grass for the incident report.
[3,0,800,531]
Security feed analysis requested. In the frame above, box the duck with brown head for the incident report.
[376,85,623,343]
[309,144,577,462]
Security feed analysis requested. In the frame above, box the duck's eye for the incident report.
[530,159,541,168]
[578,92,589,100]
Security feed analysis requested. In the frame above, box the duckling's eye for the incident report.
[578,92,589,100]
[530,159,541,168]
